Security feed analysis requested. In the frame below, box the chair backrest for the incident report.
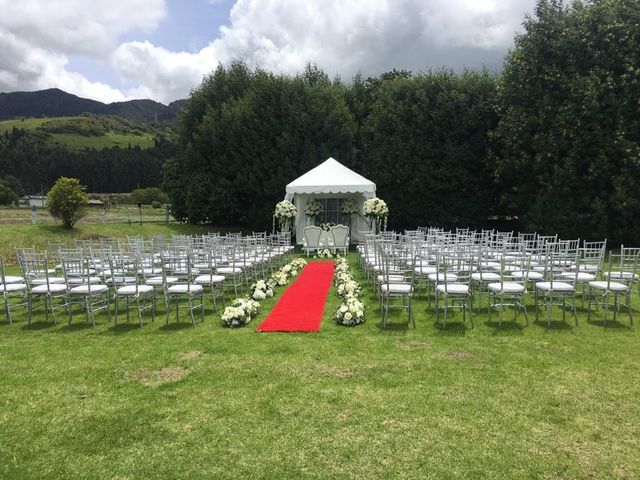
[303,226,323,248]
[20,252,51,290]
[330,225,350,248]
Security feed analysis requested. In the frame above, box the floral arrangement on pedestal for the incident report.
[333,257,366,326]
[273,200,297,232]
[304,199,324,222]
[341,198,359,217]
[363,197,389,233]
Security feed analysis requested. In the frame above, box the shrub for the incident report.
[47,177,89,229]
[130,187,168,206]
[151,200,162,209]
[0,180,18,206]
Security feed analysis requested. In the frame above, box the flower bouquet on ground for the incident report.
[334,296,366,326]
[271,270,288,286]
[222,297,260,328]
[250,280,274,301]
[315,249,333,259]
[291,258,307,270]
[304,199,324,221]
[337,279,362,299]
[273,200,297,232]
[363,197,389,232]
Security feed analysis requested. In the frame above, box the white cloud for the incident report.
[0,0,535,103]
[0,0,165,102]
[111,0,535,103]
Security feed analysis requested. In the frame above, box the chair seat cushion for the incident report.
[380,283,412,294]
[70,284,109,295]
[428,273,458,282]
[138,267,163,275]
[560,272,596,282]
[436,283,469,294]
[414,266,437,275]
[588,281,629,292]
[1,275,24,284]
[488,282,525,293]
[31,283,68,294]
[377,274,406,283]
[31,277,65,285]
[511,271,543,280]
[67,276,102,285]
[217,267,242,274]
[535,281,574,292]
[116,285,153,295]
[107,276,137,284]
[471,272,501,282]
[195,274,225,284]
[604,271,639,280]
[168,284,203,294]
[146,276,179,285]
[0,283,27,292]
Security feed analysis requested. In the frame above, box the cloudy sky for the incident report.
[0,0,536,104]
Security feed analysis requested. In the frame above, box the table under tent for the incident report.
[284,157,376,244]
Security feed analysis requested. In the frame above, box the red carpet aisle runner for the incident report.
[256,261,335,332]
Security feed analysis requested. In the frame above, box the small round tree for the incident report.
[47,177,89,229]
[0,180,18,205]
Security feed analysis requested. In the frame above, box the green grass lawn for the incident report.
[1,246,639,479]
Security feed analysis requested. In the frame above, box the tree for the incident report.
[0,179,18,205]
[493,0,640,242]
[130,187,168,205]
[47,177,89,229]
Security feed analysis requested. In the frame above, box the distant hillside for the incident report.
[0,88,185,123]
[0,114,175,150]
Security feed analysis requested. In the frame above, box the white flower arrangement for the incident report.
[274,200,297,219]
[363,197,389,232]
[222,297,260,328]
[315,249,333,259]
[337,279,362,299]
[291,258,307,270]
[271,271,288,286]
[273,200,297,232]
[334,296,365,326]
[304,199,324,218]
[341,198,359,216]
[334,271,352,287]
[251,280,274,301]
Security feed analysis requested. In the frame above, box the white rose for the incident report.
[344,312,352,321]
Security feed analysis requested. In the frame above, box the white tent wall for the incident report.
[291,193,372,244]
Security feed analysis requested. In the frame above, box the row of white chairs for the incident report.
[1,233,294,327]
[358,230,639,329]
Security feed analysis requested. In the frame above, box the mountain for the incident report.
[0,88,185,123]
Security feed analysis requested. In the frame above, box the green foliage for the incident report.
[165,62,356,226]
[359,69,499,229]
[0,132,173,194]
[167,62,498,229]
[130,187,168,205]
[151,200,162,209]
[2,175,24,196]
[46,177,89,229]
[0,179,18,205]
[494,0,640,242]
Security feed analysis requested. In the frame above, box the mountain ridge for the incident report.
[0,88,185,123]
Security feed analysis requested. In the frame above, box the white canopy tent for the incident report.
[285,157,376,244]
